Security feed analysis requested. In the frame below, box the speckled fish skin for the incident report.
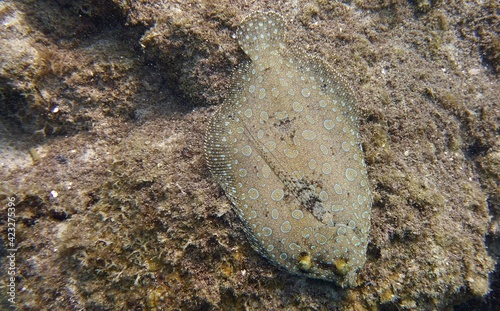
[205,12,372,287]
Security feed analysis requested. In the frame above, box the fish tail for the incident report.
[236,11,286,61]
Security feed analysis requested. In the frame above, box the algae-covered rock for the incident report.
[0,0,499,310]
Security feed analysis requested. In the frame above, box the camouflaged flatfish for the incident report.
[205,11,372,287]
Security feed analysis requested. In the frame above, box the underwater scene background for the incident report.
[0,0,499,310]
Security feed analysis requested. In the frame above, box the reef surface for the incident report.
[0,0,499,310]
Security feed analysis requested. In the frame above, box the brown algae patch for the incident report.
[205,12,371,287]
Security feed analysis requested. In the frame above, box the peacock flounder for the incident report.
[204,11,372,287]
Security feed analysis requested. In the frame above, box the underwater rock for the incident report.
[205,12,371,287]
